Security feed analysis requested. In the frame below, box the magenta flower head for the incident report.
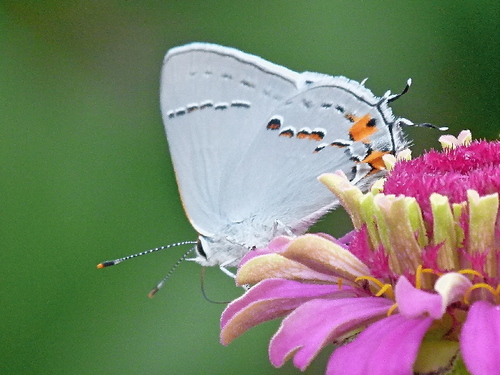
[220,131,500,375]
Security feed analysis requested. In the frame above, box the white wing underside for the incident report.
[160,43,405,265]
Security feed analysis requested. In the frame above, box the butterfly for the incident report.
[99,43,436,290]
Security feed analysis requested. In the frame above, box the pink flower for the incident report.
[220,131,500,375]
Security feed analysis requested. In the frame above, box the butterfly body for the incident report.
[160,43,409,268]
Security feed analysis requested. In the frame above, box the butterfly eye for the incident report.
[196,239,207,259]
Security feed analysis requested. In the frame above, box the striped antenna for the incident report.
[398,118,448,131]
[97,241,196,269]
[148,247,195,298]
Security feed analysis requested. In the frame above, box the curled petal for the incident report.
[395,276,443,319]
[220,279,354,345]
[327,314,433,375]
[456,129,472,145]
[439,135,461,149]
[467,190,499,277]
[319,172,365,230]
[269,297,392,370]
[433,272,472,307]
[283,234,370,282]
[236,253,338,285]
[382,154,397,171]
[461,301,500,375]
[439,130,472,149]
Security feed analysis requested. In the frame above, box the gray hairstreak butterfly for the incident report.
[98,43,442,292]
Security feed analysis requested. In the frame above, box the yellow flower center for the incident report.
[353,265,500,316]
[354,275,394,300]
[463,283,500,305]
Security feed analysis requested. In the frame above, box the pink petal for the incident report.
[433,272,472,307]
[316,232,349,248]
[269,297,392,370]
[327,314,433,375]
[220,279,355,345]
[395,276,444,319]
[461,301,500,375]
[337,230,356,246]
[236,253,339,285]
[284,234,371,281]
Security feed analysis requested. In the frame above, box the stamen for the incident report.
[337,278,343,291]
[355,275,385,289]
[387,303,399,316]
[463,283,498,305]
[415,265,423,289]
[354,276,394,299]
[375,284,394,299]
[415,265,436,290]
[458,269,484,278]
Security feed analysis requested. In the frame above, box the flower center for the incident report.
[354,265,500,317]
[463,282,500,305]
[354,275,394,300]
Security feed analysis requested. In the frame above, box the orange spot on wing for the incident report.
[363,150,390,171]
[309,133,324,141]
[297,132,309,139]
[279,131,294,138]
[267,123,281,130]
[349,114,378,142]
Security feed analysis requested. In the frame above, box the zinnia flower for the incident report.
[220,131,500,375]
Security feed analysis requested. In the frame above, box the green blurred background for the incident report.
[1,1,498,374]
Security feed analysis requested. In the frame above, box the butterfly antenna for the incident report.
[387,78,412,103]
[200,267,232,304]
[148,247,195,298]
[97,241,196,269]
[385,78,448,131]
[398,118,448,131]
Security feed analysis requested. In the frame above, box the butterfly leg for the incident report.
[220,260,250,291]
[273,220,294,237]
[219,259,237,278]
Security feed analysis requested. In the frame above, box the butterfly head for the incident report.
[193,233,257,268]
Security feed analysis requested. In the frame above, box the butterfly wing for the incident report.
[219,73,407,232]
[161,43,407,266]
[161,43,322,236]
